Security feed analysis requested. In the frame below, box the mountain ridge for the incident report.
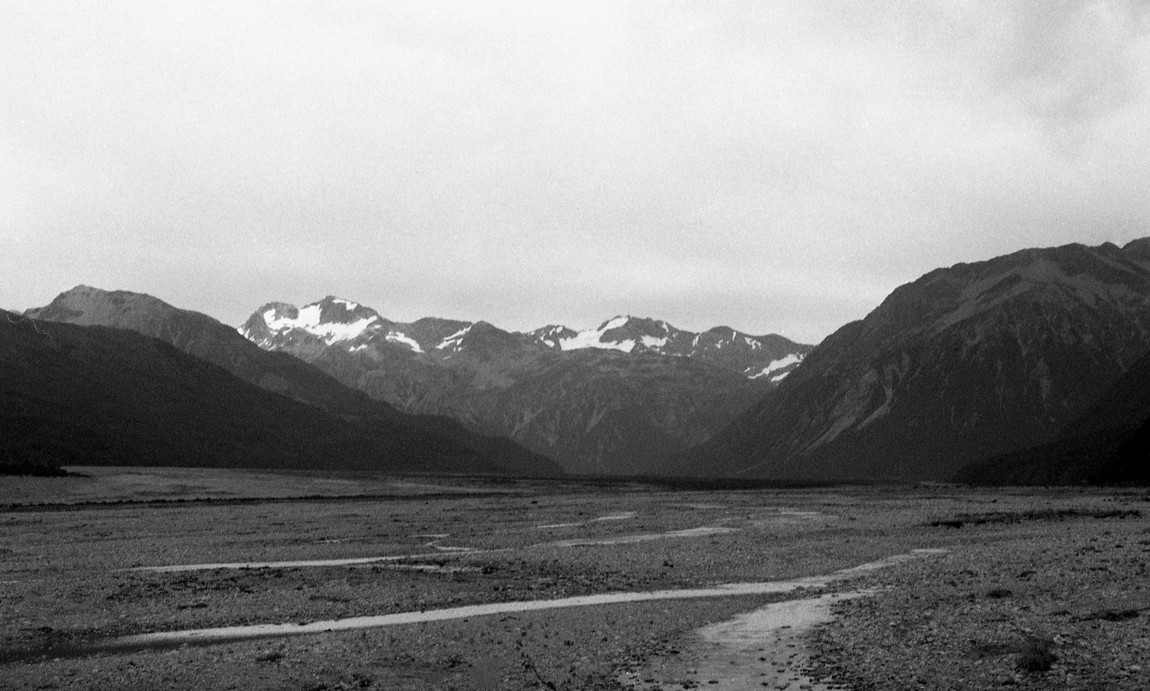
[675,239,1150,482]
[237,299,813,474]
[241,302,810,379]
[25,287,560,476]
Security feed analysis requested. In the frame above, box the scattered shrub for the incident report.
[1016,637,1057,673]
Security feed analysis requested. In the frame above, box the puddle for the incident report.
[128,525,735,572]
[749,508,834,528]
[386,481,488,493]
[125,527,914,575]
[591,512,637,522]
[125,550,481,573]
[79,549,946,657]
[777,510,825,518]
[79,579,828,655]
[372,563,479,575]
[549,526,737,547]
[833,548,948,576]
[618,591,871,690]
[619,549,951,690]
[536,511,637,530]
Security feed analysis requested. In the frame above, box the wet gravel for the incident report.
[2,473,1148,690]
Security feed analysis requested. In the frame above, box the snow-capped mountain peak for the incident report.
[519,315,811,378]
[599,315,631,331]
[554,316,637,353]
[532,316,682,354]
[242,300,812,380]
[531,325,579,349]
[240,296,389,347]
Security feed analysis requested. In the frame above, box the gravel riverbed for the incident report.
[2,470,1147,690]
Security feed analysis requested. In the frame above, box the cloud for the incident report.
[878,0,1150,151]
[989,1,1150,122]
[2,1,1149,344]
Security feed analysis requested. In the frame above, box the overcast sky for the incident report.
[3,1,1149,343]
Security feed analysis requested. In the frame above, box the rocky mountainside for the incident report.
[239,300,812,474]
[954,345,1150,485]
[0,311,526,474]
[25,287,560,476]
[677,239,1150,482]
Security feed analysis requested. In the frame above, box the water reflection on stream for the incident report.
[92,549,947,655]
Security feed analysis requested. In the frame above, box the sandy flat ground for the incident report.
[1,468,1147,689]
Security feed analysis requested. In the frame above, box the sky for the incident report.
[2,1,1149,344]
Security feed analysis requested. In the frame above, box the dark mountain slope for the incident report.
[678,240,1150,482]
[25,287,559,476]
[954,347,1150,485]
[0,312,504,473]
[303,338,765,475]
[27,286,406,420]
[443,349,769,475]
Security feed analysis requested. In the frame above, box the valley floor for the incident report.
[1,468,1147,689]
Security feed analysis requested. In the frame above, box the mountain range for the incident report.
[17,288,560,476]
[9,238,1150,484]
[237,303,811,474]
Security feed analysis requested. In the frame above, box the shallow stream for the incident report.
[92,549,947,656]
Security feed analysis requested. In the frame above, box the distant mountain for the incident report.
[677,239,1150,482]
[241,303,807,381]
[528,315,806,381]
[25,287,559,476]
[239,299,812,474]
[0,311,527,474]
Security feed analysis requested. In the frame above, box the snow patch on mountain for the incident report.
[747,354,804,380]
[263,305,380,344]
[436,325,474,351]
[557,316,637,353]
[560,331,636,352]
[385,332,423,353]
